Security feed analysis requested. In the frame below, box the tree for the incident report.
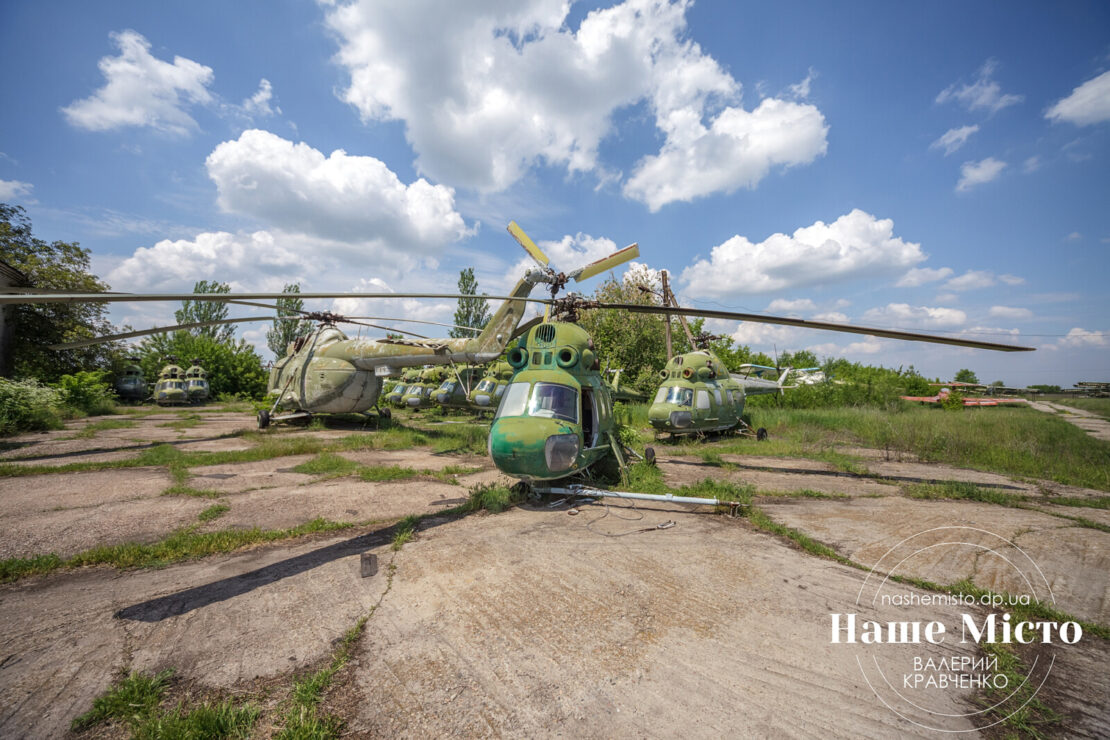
[0,203,121,381]
[266,283,312,359]
[137,331,267,399]
[953,368,979,384]
[450,268,491,338]
[175,280,234,342]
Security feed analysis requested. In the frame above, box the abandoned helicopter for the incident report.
[468,360,515,410]
[184,358,210,404]
[113,357,147,403]
[152,357,188,406]
[433,366,486,410]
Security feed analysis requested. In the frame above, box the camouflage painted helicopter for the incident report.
[433,366,485,410]
[152,356,189,406]
[184,358,210,404]
[467,360,514,409]
[400,366,449,409]
[113,357,146,402]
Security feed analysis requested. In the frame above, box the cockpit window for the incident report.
[476,379,494,392]
[653,387,667,404]
[526,382,578,423]
[664,387,693,407]
[495,382,531,419]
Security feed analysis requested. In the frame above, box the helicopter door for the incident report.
[581,387,598,448]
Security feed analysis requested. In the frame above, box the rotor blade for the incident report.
[49,317,283,350]
[571,243,640,282]
[591,303,1035,352]
[0,291,553,306]
[343,317,480,333]
[507,221,549,266]
[342,319,427,338]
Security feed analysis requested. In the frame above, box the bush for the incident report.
[54,370,116,415]
[0,378,65,435]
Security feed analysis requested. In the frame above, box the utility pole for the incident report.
[661,270,673,362]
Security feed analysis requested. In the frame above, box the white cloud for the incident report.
[0,179,33,200]
[896,266,953,287]
[936,59,1023,114]
[239,79,279,118]
[935,293,959,304]
[808,339,882,356]
[862,303,967,329]
[812,311,848,322]
[944,270,996,291]
[1057,328,1108,348]
[1045,70,1110,126]
[624,96,829,211]
[206,129,469,252]
[930,125,979,155]
[998,274,1025,286]
[502,232,625,290]
[765,298,815,314]
[324,0,828,205]
[680,209,925,297]
[956,157,1006,191]
[988,306,1032,319]
[61,30,214,136]
[1023,156,1041,173]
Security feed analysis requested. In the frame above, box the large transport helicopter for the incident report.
[113,357,146,402]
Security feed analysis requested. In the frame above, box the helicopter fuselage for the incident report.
[648,351,746,435]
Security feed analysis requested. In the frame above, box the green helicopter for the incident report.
[385,368,421,408]
[153,356,188,406]
[113,356,146,403]
[467,360,514,409]
[184,357,210,404]
[401,366,449,409]
[433,366,486,410]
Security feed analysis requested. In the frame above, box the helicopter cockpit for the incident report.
[496,382,579,424]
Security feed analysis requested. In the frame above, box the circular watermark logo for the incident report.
[831,526,1080,733]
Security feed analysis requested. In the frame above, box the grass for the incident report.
[71,669,260,737]
[391,515,419,550]
[0,518,355,583]
[1052,397,1110,419]
[976,641,1060,738]
[462,483,523,514]
[292,452,363,477]
[72,418,137,438]
[745,505,860,567]
[905,480,1027,507]
[359,464,419,482]
[198,504,230,522]
[158,413,203,432]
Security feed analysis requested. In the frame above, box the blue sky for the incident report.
[1,0,1107,385]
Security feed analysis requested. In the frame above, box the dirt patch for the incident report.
[187,455,317,494]
[760,497,1110,623]
[1029,401,1110,442]
[336,448,487,470]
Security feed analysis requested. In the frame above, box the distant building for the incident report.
[0,259,29,377]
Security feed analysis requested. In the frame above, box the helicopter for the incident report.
[152,356,188,406]
[184,358,210,404]
[647,349,792,439]
[113,356,146,402]
[400,366,450,409]
[384,367,421,408]
[467,360,514,409]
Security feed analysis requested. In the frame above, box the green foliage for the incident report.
[137,331,267,399]
[1,203,120,381]
[267,283,313,359]
[0,377,65,434]
[1029,384,1061,393]
[953,368,979,384]
[940,390,966,411]
[450,267,491,338]
[174,280,234,342]
[465,483,522,513]
[55,370,116,414]
[198,504,230,522]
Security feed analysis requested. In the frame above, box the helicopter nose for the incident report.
[489,416,580,480]
[474,394,490,406]
[406,397,421,407]
[435,392,448,403]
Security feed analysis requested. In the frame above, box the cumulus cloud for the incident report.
[808,339,882,356]
[862,303,967,329]
[0,179,33,200]
[956,157,1006,191]
[936,59,1023,114]
[988,306,1032,319]
[930,125,979,155]
[1046,70,1110,126]
[205,129,469,252]
[679,209,925,297]
[324,0,828,205]
[1056,328,1107,348]
[765,298,815,314]
[239,79,279,118]
[812,311,848,322]
[998,274,1024,286]
[61,30,214,135]
[897,266,953,287]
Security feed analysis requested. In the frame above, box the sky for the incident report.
[1,0,1108,386]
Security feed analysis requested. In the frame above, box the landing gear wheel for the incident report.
[257,409,270,430]
[644,446,657,466]
[756,427,768,441]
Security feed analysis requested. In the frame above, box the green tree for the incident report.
[266,283,312,359]
[450,268,491,338]
[175,280,234,342]
[0,203,121,381]
[953,368,979,384]
[137,331,267,399]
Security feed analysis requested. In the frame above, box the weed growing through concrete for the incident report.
[198,504,229,522]
[72,418,137,439]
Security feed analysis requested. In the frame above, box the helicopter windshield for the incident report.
[663,386,693,407]
[495,382,579,423]
[476,379,495,392]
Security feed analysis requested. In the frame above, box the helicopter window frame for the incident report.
[496,381,531,419]
[712,387,723,407]
[653,387,667,404]
[695,389,710,410]
[664,386,693,407]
